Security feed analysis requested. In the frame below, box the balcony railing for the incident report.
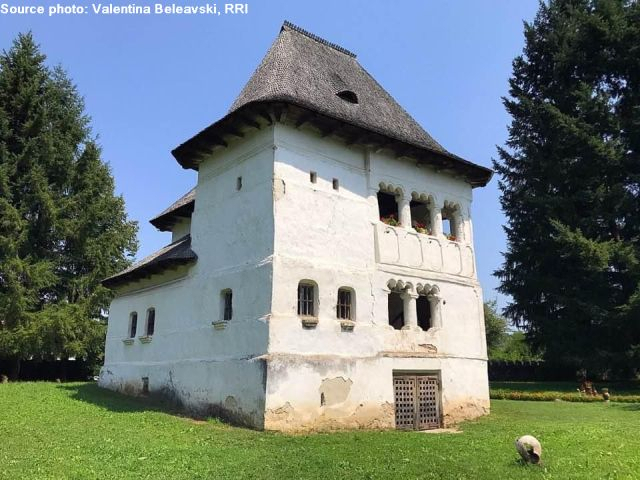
[374,223,475,277]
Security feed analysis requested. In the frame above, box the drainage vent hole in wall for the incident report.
[142,377,149,395]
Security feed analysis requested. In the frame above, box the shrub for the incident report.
[490,389,640,403]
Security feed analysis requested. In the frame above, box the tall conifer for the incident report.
[495,0,640,376]
[0,33,138,377]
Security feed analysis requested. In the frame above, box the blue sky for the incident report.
[1,0,539,309]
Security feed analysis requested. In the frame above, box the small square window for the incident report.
[310,171,317,183]
[222,290,233,321]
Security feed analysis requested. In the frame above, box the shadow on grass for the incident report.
[615,403,640,412]
[57,382,184,416]
[56,383,259,430]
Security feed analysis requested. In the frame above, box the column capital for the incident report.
[427,293,442,303]
[401,291,419,300]
[432,198,445,210]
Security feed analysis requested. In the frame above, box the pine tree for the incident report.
[0,33,138,378]
[495,0,640,377]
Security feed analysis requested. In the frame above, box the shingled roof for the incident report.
[172,21,493,187]
[149,187,196,231]
[230,21,446,153]
[102,235,197,288]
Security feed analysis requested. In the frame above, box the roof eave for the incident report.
[171,100,493,187]
[102,257,196,289]
[149,202,195,231]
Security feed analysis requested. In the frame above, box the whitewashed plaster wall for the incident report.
[100,127,276,427]
[101,121,489,431]
[265,123,488,430]
[171,217,191,242]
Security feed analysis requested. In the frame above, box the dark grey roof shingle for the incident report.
[172,22,492,186]
[102,235,196,288]
[149,188,196,231]
[230,21,446,153]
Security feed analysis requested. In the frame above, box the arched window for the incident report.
[336,288,354,320]
[416,284,443,330]
[378,189,400,226]
[145,308,155,336]
[410,194,434,235]
[129,312,138,338]
[417,295,431,331]
[298,281,317,317]
[442,203,462,241]
[387,283,405,330]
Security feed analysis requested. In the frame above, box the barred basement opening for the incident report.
[393,373,441,430]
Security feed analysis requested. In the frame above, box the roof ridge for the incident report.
[281,21,356,58]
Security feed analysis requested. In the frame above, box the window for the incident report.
[442,217,452,236]
[417,295,431,331]
[145,308,155,336]
[388,290,404,330]
[337,288,353,320]
[236,177,243,190]
[222,289,233,321]
[310,171,317,183]
[332,178,339,190]
[129,312,138,338]
[410,199,432,235]
[442,203,461,241]
[298,282,316,317]
[337,90,358,104]
[378,190,399,226]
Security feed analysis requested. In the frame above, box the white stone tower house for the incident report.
[99,22,493,431]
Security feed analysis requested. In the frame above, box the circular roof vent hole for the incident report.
[337,90,359,104]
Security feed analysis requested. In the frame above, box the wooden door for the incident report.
[393,374,441,430]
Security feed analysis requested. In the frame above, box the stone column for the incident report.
[431,201,443,237]
[397,194,411,228]
[464,209,474,244]
[453,210,464,242]
[428,290,443,329]
[401,291,419,330]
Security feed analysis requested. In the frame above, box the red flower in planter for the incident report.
[381,214,399,226]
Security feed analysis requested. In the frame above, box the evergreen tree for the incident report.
[0,33,137,378]
[495,0,640,377]
[484,300,508,356]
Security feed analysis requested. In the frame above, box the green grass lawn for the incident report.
[1,382,639,480]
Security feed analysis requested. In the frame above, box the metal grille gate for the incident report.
[393,375,441,430]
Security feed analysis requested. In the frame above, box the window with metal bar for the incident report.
[336,288,352,320]
[129,312,137,338]
[223,290,233,321]
[146,308,155,336]
[298,283,315,317]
